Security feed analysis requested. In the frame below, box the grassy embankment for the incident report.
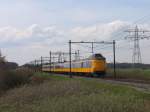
[107,68,150,81]
[0,72,149,112]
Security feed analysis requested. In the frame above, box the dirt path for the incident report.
[99,79,150,93]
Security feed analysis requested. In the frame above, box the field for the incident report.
[0,72,149,112]
[107,68,150,82]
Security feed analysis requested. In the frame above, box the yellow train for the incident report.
[42,53,106,77]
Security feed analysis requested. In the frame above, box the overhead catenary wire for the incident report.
[25,14,150,71]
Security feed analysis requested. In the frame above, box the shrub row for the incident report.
[0,68,34,92]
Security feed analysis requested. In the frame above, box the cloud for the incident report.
[70,20,129,41]
[2,20,150,65]
[0,24,65,47]
[0,20,129,46]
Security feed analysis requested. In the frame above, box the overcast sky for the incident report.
[0,0,150,65]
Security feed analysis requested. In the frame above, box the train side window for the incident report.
[64,63,69,68]
[81,62,83,68]
[87,61,91,68]
[82,62,85,68]
[83,61,88,68]
[77,62,81,68]
[84,61,91,68]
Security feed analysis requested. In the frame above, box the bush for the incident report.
[0,68,34,92]
[0,62,18,70]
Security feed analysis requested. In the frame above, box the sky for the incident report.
[0,0,150,65]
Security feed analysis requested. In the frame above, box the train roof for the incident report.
[88,53,105,59]
[42,53,106,65]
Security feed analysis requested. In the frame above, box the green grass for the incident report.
[107,68,150,81]
[34,72,71,81]
[0,72,149,112]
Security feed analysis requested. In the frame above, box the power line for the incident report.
[109,14,150,42]
[69,40,117,78]
[125,25,150,67]
[133,14,150,25]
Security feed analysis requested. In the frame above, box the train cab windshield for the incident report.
[89,53,106,60]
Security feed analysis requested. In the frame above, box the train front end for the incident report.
[91,54,106,76]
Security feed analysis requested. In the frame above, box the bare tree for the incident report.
[0,49,6,63]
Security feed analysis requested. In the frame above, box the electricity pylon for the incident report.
[125,25,150,67]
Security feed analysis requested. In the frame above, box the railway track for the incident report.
[52,74,150,93]
[99,78,150,93]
